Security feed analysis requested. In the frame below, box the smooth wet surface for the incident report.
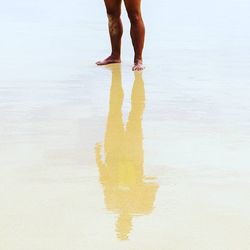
[95,65,158,241]
[1,0,250,249]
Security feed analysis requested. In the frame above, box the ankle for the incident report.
[111,53,120,59]
[134,58,143,64]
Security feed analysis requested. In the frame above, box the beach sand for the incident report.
[1,0,250,249]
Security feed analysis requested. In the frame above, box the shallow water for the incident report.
[1,0,250,249]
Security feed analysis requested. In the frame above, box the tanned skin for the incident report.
[96,0,145,71]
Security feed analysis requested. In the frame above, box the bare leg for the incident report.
[96,0,123,66]
[124,0,145,71]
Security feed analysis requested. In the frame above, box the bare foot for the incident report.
[96,56,121,66]
[132,60,145,71]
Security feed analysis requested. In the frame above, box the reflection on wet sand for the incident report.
[95,65,158,240]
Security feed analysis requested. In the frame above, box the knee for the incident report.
[127,10,142,24]
[106,9,121,21]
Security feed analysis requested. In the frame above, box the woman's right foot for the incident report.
[96,56,121,66]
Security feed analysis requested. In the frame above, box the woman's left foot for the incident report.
[132,60,145,71]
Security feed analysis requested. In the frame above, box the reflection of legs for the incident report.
[124,0,145,70]
[96,0,123,65]
[104,65,125,167]
[125,72,145,178]
[95,65,124,178]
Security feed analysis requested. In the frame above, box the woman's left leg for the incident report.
[124,0,145,71]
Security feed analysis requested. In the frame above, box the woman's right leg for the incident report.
[96,0,123,65]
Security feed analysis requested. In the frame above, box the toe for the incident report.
[96,60,105,66]
[133,64,144,71]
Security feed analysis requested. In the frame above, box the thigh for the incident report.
[104,0,122,16]
[123,0,142,13]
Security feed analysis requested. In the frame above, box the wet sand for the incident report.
[1,0,250,249]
